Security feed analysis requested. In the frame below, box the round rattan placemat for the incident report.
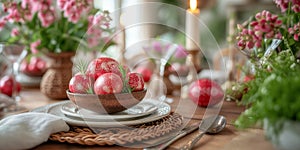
[49,113,183,146]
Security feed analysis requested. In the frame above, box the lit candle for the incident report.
[185,0,200,51]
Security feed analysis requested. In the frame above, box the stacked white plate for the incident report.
[32,99,171,127]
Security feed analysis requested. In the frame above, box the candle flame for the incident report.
[190,0,197,11]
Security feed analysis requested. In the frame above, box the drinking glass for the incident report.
[0,43,27,112]
[143,41,177,102]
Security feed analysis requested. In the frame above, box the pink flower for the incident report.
[0,19,6,30]
[31,1,42,13]
[0,0,113,54]
[275,20,282,27]
[57,0,67,9]
[236,27,258,50]
[21,0,30,9]
[274,0,290,12]
[174,45,188,58]
[61,0,92,24]
[87,15,94,28]
[93,15,104,26]
[246,41,255,49]
[265,31,275,38]
[255,41,262,48]
[24,10,33,21]
[2,3,7,12]
[275,33,282,39]
[237,10,282,51]
[288,28,295,33]
[69,12,81,23]
[294,34,299,41]
[86,11,112,49]
[290,23,300,41]
[237,41,246,50]
[30,40,41,54]
[292,4,300,12]
[152,41,163,53]
[274,0,300,13]
[11,28,19,37]
[38,8,55,27]
[6,9,22,23]
[87,37,99,47]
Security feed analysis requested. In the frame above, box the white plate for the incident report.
[32,99,171,127]
[61,101,158,121]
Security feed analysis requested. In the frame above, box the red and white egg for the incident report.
[86,57,121,80]
[93,73,123,95]
[188,78,224,107]
[69,57,145,95]
[127,73,144,91]
[69,73,94,94]
[135,66,153,82]
[0,75,21,97]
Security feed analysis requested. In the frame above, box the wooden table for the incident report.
[16,88,275,150]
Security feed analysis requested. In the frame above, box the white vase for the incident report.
[264,119,300,150]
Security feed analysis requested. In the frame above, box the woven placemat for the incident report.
[49,113,183,146]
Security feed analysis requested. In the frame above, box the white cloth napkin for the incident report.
[0,112,69,150]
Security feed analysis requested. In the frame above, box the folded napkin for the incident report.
[0,112,69,150]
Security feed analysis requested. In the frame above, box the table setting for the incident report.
[1,0,300,150]
[0,53,229,149]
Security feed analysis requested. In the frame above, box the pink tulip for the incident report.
[0,19,6,30]
[292,3,300,12]
[289,28,295,34]
[11,28,19,37]
[38,11,55,27]
[265,31,274,39]
[21,0,30,9]
[275,33,282,39]
[275,20,283,27]
[57,0,67,9]
[174,45,188,58]
[246,41,255,49]
[274,0,290,12]
[87,37,99,47]
[30,40,41,54]
[255,41,262,48]
[294,34,299,41]
[93,15,103,26]
[250,21,259,27]
[152,41,163,53]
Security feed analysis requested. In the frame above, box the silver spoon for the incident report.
[144,115,226,150]
[179,115,227,150]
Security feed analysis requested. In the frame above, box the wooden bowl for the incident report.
[66,89,147,114]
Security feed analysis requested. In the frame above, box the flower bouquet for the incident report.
[0,0,115,99]
[0,0,114,54]
[234,1,300,149]
[236,0,300,59]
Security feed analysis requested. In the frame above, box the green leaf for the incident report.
[235,49,300,133]
[75,60,89,74]
[118,65,132,93]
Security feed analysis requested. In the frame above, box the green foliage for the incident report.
[86,86,94,94]
[118,65,132,93]
[235,49,300,132]
[75,60,89,74]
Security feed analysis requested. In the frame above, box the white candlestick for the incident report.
[185,0,200,51]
